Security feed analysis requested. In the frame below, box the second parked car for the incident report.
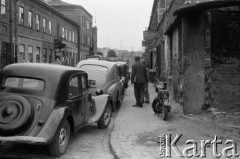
[76,60,124,110]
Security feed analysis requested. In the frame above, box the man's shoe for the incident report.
[144,101,150,104]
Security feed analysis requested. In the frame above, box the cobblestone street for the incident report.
[0,113,117,159]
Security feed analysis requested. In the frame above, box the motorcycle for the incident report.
[152,81,171,121]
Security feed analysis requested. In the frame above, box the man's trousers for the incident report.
[134,83,145,106]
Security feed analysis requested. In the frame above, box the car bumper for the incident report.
[0,136,48,144]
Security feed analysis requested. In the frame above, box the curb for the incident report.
[109,86,132,159]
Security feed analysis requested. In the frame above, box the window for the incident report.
[1,0,6,15]
[48,21,52,34]
[87,37,91,47]
[28,46,33,62]
[36,14,40,30]
[80,65,108,72]
[19,44,25,62]
[19,7,24,24]
[43,18,46,32]
[68,76,80,98]
[81,76,87,93]
[49,49,53,63]
[158,0,166,22]
[86,20,90,30]
[42,48,47,63]
[28,11,32,28]
[69,30,72,42]
[82,16,84,27]
[62,27,65,39]
[36,47,40,62]
[4,77,45,91]
[65,29,68,40]
[72,31,75,42]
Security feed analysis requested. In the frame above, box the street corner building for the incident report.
[143,0,240,114]
[0,0,98,71]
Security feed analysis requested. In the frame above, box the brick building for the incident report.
[0,0,79,70]
[47,0,96,60]
[144,0,240,114]
[0,0,12,70]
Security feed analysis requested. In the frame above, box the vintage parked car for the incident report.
[76,60,124,110]
[0,63,113,156]
[116,61,130,89]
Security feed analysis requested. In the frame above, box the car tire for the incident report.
[48,120,70,157]
[0,95,33,135]
[97,103,112,129]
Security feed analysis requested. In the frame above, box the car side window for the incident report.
[81,76,88,94]
[68,76,80,98]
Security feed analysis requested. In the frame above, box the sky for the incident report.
[62,0,153,51]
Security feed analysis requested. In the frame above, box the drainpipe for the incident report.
[14,0,19,63]
[9,0,13,63]
[78,25,81,62]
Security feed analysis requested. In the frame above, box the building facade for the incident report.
[0,0,79,70]
[144,0,240,114]
[47,0,96,61]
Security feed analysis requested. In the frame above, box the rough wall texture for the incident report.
[182,12,205,114]
[206,9,240,112]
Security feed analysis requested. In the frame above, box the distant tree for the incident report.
[107,49,117,58]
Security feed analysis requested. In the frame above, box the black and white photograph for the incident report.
[0,0,239,158]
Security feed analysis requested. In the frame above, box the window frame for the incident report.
[43,17,46,33]
[28,45,33,62]
[19,6,24,24]
[48,20,52,34]
[27,11,32,28]
[68,75,80,99]
[36,14,40,30]
[62,27,65,39]
[1,0,6,15]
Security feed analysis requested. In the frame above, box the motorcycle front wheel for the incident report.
[162,106,168,121]
[152,98,162,114]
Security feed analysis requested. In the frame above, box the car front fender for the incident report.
[87,94,111,124]
[36,107,71,143]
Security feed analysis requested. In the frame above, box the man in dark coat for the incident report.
[131,56,148,107]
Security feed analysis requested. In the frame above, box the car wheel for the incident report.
[48,120,70,157]
[97,103,112,129]
[0,95,33,135]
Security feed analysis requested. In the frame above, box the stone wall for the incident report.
[204,8,240,112]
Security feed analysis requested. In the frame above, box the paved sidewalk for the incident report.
[110,83,183,159]
[110,82,240,159]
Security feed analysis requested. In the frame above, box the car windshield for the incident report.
[80,64,108,72]
[3,77,45,91]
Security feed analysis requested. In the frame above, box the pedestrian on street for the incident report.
[131,56,148,107]
[142,61,150,103]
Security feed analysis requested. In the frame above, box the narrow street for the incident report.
[0,120,115,159]
[0,82,240,159]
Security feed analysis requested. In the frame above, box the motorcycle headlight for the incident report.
[163,93,169,98]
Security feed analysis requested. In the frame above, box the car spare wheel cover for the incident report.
[0,95,32,134]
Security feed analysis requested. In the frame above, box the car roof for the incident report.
[115,61,127,66]
[77,60,116,70]
[1,63,87,100]
[3,63,86,79]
